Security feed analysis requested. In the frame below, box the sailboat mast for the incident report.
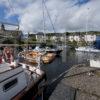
[86,8,89,43]
[42,0,46,43]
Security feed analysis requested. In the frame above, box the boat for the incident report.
[45,45,62,56]
[0,29,47,99]
[18,50,45,65]
[42,53,56,64]
[75,46,100,53]
[0,0,47,98]
[33,45,45,52]
[0,46,47,100]
[0,61,46,100]
[33,45,62,56]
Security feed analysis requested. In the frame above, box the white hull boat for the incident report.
[75,47,100,53]
[0,61,46,100]
[0,63,27,100]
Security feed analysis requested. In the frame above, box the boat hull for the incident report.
[13,69,47,100]
[46,50,62,56]
[42,53,56,64]
[0,66,27,100]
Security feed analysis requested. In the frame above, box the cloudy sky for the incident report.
[0,0,100,33]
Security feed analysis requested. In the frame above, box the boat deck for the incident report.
[0,63,12,73]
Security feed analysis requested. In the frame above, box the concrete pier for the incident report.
[49,64,100,100]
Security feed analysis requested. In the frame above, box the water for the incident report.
[41,49,93,82]
[41,48,100,99]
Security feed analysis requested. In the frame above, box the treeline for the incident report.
[65,31,100,36]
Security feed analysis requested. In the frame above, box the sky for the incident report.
[0,0,100,33]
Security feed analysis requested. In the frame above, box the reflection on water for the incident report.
[41,48,100,82]
[41,47,100,99]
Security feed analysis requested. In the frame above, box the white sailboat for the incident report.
[0,62,27,99]
[75,46,100,52]
[75,8,100,53]
[0,60,46,100]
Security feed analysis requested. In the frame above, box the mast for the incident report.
[42,0,56,45]
[86,8,89,44]
[42,0,46,43]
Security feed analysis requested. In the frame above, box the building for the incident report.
[0,24,22,43]
[84,34,96,42]
[35,32,45,43]
[30,32,66,43]
[29,32,97,44]
[68,35,74,42]
[68,34,96,43]
[68,35,80,42]
[74,35,80,42]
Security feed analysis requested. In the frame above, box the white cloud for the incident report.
[0,0,100,33]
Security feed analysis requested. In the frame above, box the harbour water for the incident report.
[41,47,100,99]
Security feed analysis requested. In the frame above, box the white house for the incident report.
[68,35,80,42]
[74,35,80,42]
[84,35,96,42]
[68,34,96,43]
[35,32,45,42]
[68,36,74,42]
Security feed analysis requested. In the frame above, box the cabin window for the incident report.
[3,78,18,92]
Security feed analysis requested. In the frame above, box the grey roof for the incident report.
[0,30,22,38]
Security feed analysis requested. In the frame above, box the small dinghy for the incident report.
[42,53,56,64]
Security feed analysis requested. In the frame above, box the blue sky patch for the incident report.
[0,5,7,21]
[0,4,19,24]
[74,0,90,6]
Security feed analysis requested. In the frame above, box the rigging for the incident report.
[42,0,56,33]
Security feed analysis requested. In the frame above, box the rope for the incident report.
[42,0,46,43]
[7,0,19,26]
[7,0,21,58]
[42,0,45,34]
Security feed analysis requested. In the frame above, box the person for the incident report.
[0,50,2,64]
[3,47,14,63]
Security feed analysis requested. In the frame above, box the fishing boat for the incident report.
[42,53,56,64]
